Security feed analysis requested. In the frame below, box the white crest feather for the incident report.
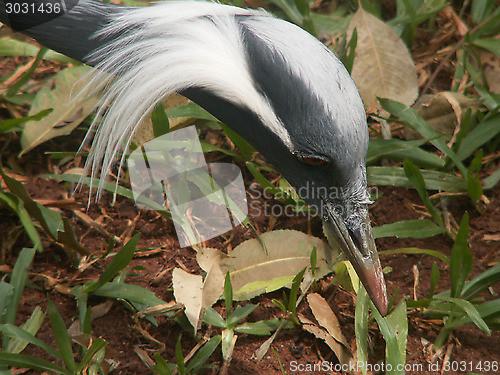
[81,2,293,198]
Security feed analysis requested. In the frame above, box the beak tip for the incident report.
[375,295,388,317]
[323,210,388,316]
[364,265,388,316]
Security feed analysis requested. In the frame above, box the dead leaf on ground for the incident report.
[20,66,99,156]
[195,246,227,273]
[347,9,418,108]
[299,313,351,365]
[483,233,500,241]
[136,301,184,318]
[307,293,350,349]
[73,210,121,243]
[220,230,338,301]
[173,268,204,333]
[172,264,225,334]
[201,262,225,310]
[405,91,483,140]
[34,197,81,210]
[481,50,500,94]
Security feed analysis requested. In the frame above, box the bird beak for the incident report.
[324,205,388,316]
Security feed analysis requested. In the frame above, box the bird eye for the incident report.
[300,155,329,166]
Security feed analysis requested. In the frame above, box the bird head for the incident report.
[220,16,388,315]
[34,2,388,315]
[183,16,388,315]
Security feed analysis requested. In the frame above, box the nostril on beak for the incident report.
[348,227,369,258]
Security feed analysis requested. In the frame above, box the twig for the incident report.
[421,16,493,95]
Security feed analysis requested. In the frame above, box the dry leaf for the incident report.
[299,314,351,365]
[20,66,99,155]
[483,233,500,241]
[173,268,204,332]
[196,246,227,273]
[201,263,225,310]
[173,264,225,334]
[307,293,350,349]
[405,92,482,140]
[134,346,155,367]
[347,9,418,108]
[34,198,81,210]
[73,210,121,242]
[481,50,500,94]
[136,301,184,318]
[220,230,338,300]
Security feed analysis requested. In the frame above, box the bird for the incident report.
[1,0,388,315]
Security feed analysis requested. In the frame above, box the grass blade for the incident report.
[288,268,306,314]
[0,281,14,325]
[4,248,36,330]
[380,248,449,264]
[224,272,233,318]
[355,287,369,375]
[403,159,443,227]
[373,219,445,239]
[47,298,77,372]
[379,98,467,177]
[448,299,500,329]
[186,335,222,373]
[367,138,443,168]
[456,114,500,161]
[151,102,170,138]
[367,166,467,192]
[483,167,500,190]
[429,263,440,298]
[0,109,53,133]
[461,263,500,300]
[155,353,174,375]
[0,353,70,375]
[227,304,258,328]
[5,307,45,354]
[371,300,408,375]
[77,338,108,372]
[443,298,491,334]
[203,307,227,328]
[0,324,61,359]
[235,318,292,335]
[166,103,217,121]
[0,191,42,251]
[449,213,472,298]
[85,233,140,293]
[175,335,185,375]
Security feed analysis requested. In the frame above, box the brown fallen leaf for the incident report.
[483,233,500,241]
[307,293,351,350]
[299,313,351,366]
[405,91,482,140]
[136,301,184,318]
[220,229,337,301]
[172,268,204,333]
[35,198,81,210]
[195,246,227,273]
[74,210,121,243]
[347,8,418,108]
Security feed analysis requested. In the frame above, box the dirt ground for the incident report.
[1,131,499,374]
